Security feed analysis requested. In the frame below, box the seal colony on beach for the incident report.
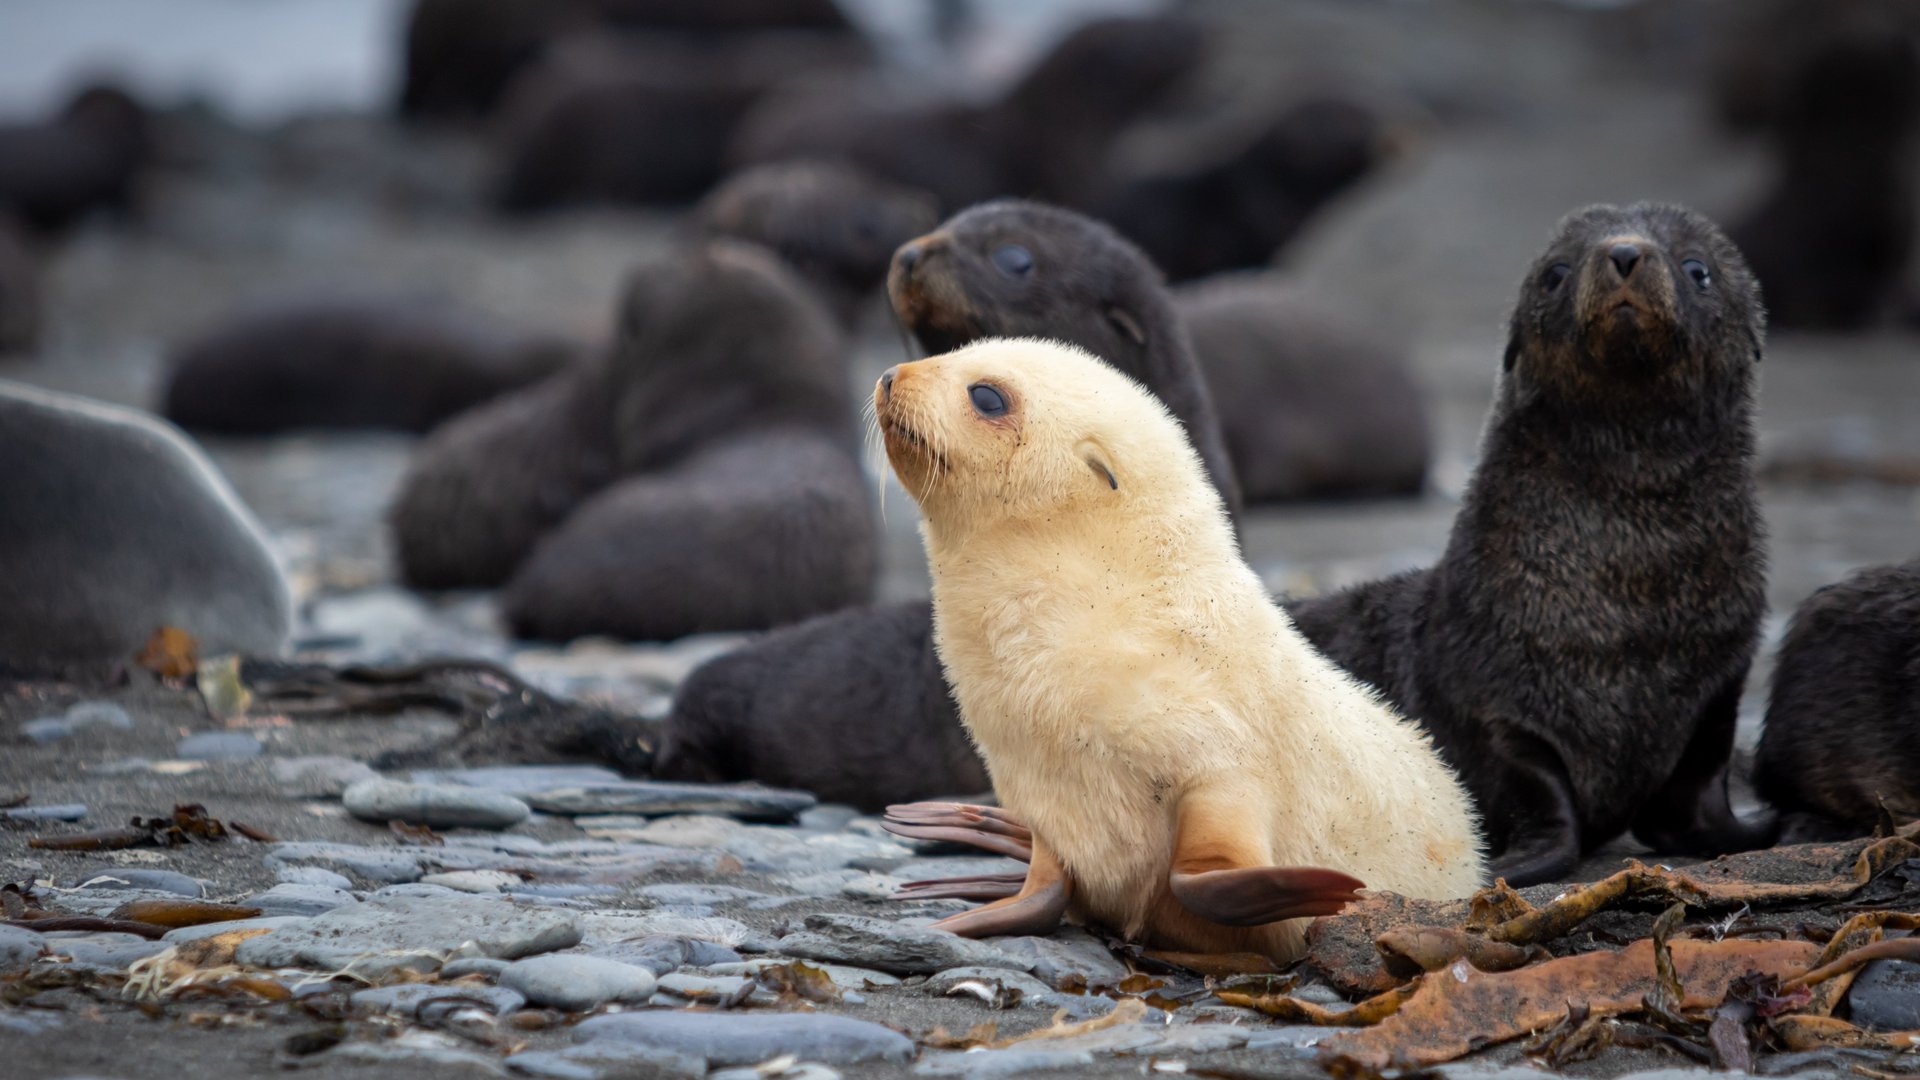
[874,338,1482,960]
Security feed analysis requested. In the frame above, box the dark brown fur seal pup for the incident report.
[1097,96,1393,282]
[1754,561,1920,841]
[160,296,578,435]
[0,212,38,355]
[0,85,149,234]
[692,160,938,328]
[493,31,868,210]
[1285,203,1775,885]
[1728,23,1919,330]
[393,241,872,641]
[1177,276,1428,503]
[729,15,1203,212]
[651,199,1236,806]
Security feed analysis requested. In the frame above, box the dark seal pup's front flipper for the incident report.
[882,801,1034,861]
[892,871,1026,901]
[1168,787,1364,925]
[1631,679,1781,855]
[929,841,1072,938]
[1486,748,1583,886]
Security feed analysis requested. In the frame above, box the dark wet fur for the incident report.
[658,199,1236,802]
[493,31,868,210]
[1755,561,1920,841]
[0,213,38,354]
[1177,275,1427,503]
[728,16,1203,211]
[1097,97,1389,282]
[161,296,578,435]
[392,240,873,639]
[692,160,938,328]
[1727,15,1920,330]
[0,85,149,235]
[1284,203,1775,885]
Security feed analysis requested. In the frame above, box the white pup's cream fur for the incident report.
[879,338,1484,960]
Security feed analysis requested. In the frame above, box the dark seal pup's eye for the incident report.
[991,244,1034,278]
[969,383,1008,417]
[1682,258,1712,290]
[1539,262,1571,292]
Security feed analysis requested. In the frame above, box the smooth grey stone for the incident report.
[353,981,526,1017]
[714,1068,840,1080]
[164,916,308,944]
[325,1035,507,1074]
[986,926,1127,988]
[887,857,1027,883]
[576,1011,912,1066]
[924,967,1054,1002]
[651,972,754,1005]
[85,756,153,775]
[73,867,204,896]
[508,1044,705,1080]
[422,870,523,893]
[915,1048,1093,1076]
[575,912,776,953]
[371,882,490,902]
[267,841,424,884]
[273,865,355,890]
[21,718,74,742]
[0,924,47,970]
[798,804,860,832]
[1847,956,1920,1031]
[505,883,620,900]
[706,958,903,990]
[43,933,168,972]
[585,934,742,976]
[175,731,263,760]
[1288,980,1350,1005]
[1242,1025,1334,1052]
[235,893,581,976]
[270,755,378,797]
[441,957,510,979]
[0,803,87,821]
[67,700,133,729]
[500,954,658,1012]
[637,883,766,906]
[778,914,1035,976]
[343,777,531,830]
[415,765,625,795]
[1610,1072,1719,1080]
[519,780,815,822]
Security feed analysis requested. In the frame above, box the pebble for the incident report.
[0,924,47,970]
[422,870,526,893]
[267,841,425,884]
[576,912,776,953]
[713,1067,841,1080]
[500,954,658,1012]
[73,867,205,896]
[40,932,169,972]
[651,972,757,1005]
[273,864,355,890]
[923,967,1054,1002]
[508,1043,706,1080]
[21,701,133,742]
[414,765,625,794]
[777,914,1035,976]
[707,958,903,990]
[987,926,1130,988]
[580,815,907,872]
[576,1011,913,1067]
[0,803,88,822]
[442,957,510,979]
[163,916,310,944]
[235,893,581,977]
[636,883,766,906]
[269,755,379,797]
[324,1031,508,1074]
[1847,955,1920,1031]
[174,731,263,760]
[343,777,531,830]
[519,780,815,822]
[353,981,527,1017]
[798,805,860,832]
[585,934,743,976]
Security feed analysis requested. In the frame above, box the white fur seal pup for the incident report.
[875,339,1483,960]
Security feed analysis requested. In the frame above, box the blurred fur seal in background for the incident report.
[161,296,579,435]
[1755,561,1920,841]
[0,85,150,235]
[692,160,938,328]
[0,381,290,676]
[729,16,1203,212]
[873,339,1482,956]
[1286,203,1776,885]
[1177,275,1428,503]
[654,200,1235,806]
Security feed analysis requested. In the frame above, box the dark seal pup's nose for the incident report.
[894,243,923,275]
[880,367,897,402]
[1608,242,1641,279]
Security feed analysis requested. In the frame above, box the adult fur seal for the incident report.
[0,381,291,676]
[650,200,1236,804]
[1754,561,1920,840]
[872,339,1482,957]
[161,295,578,435]
[729,16,1202,211]
[692,160,938,328]
[1285,203,1776,885]
[1177,275,1428,503]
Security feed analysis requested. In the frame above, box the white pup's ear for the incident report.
[1076,439,1118,491]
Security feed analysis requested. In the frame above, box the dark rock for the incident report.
[575,1010,912,1066]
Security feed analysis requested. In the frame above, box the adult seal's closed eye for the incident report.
[874,339,1482,960]
[1285,202,1776,885]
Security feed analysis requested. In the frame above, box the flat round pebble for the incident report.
[1847,955,1920,1031]
[343,777,531,830]
[422,870,524,893]
[74,867,205,896]
[273,864,354,890]
[163,916,310,944]
[353,981,526,1017]
[501,954,658,1012]
[0,924,47,970]
[576,1011,912,1066]
[174,731,263,760]
[441,957,510,979]
[0,803,87,822]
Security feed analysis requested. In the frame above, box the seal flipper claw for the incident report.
[1169,865,1365,925]
[927,843,1071,938]
[882,801,1035,860]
